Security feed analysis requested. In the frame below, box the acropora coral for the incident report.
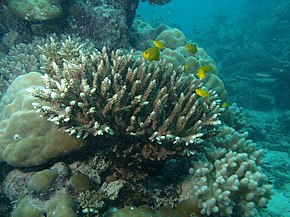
[31,36,222,147]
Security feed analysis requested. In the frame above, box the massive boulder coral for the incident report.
[0,72,83,167]
[3,162,93,217]
[8,0,62,21]
[132,23,228,104]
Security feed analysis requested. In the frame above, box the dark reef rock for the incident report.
[66,0,138,51]
[0,0,139,53]
[142,0,171,5]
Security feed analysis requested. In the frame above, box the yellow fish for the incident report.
[200,65,213,73]
[142,47,160,61]
[153,40,165,49]
[221,102,228,108]
[195,88,209,98]
[186,43,198,54]
[197,68,206,79]
[185,64,189,71]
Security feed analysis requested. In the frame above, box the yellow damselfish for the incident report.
[195,88,209,98]
[197,68,206,79]
[200,65,213,73]
[185,64,189,71]
[186,43,198,54]
[153,40,165,49]
[142,47,160,61]
[221,102,228,108]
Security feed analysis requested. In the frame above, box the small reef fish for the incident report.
[196,65,213,79]
[200,65,213,73]
[197,68,206,79]
[186,43,198,54]
[142,47,160,61]
[185,64,189,71]
[221,102,228,108]
[195,88,209,98]
[255,73,271,78]
[153,40,165,49]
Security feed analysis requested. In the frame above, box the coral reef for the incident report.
[31,44,222,146]
[1,0,139,55]
[243,110,290,153]
[0,41,41,99]
[0,163,12,217]
[0,72,83,167]
[0,29,272,217]
[0,2,32,53]
[0,34,95,100]
[181,127,272,216]
[2,126,272,216]
[130,20,167,51]
[8,0,62,21]
[66,0,139,51]
[131,22,228,105]
[78,180,125,214]
[3,162,80,217]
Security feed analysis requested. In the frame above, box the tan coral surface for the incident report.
[0,72,83,167]
[8,0,62,21]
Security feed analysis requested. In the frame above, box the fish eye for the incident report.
[13,134,20,140]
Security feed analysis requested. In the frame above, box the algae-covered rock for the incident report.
[13,195,45,217]
[70,170,94,193]
[47,193,77,217]
[13,193,77,217]
[8,0,62,21]
[104,200,201,217]
[0,72,83,167]
[27,169,59,192]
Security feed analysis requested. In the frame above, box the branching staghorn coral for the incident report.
[31,39,223,149]
[0,34,95,100]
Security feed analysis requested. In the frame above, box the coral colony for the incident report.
[0,33,272,217]
[0,1,272,216]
